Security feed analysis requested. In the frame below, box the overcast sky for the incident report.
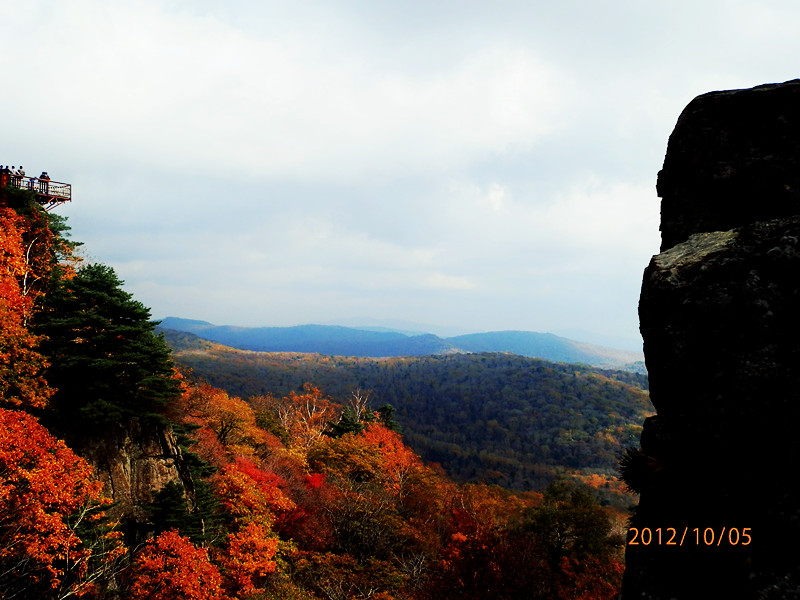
[4,0,800,349]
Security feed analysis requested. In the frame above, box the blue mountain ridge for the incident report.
[157,317,645,371]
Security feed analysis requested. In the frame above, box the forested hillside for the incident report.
[1,185,627,598]
[165,330,653,499]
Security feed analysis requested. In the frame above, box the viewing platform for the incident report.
[0,167,71,210]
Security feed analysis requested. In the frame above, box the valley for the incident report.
[163,328,652,506]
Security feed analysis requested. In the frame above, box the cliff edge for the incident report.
[623,80,800,599]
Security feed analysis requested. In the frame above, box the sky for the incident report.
[3,0,800,350]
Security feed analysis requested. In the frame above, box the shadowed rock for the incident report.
[623,80,800,599]
[658,79,800,250]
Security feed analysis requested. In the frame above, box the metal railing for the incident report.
[1,172,71,206]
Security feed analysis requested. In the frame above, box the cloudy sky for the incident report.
[3,0,800,349]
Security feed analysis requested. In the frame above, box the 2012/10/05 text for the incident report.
[627,527,752,547]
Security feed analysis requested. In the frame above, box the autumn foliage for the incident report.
[215,522,279,597]
[0,187,626,599]
[0,408,116,597]
[127,530,224,600]
[172,383,278,467]
[263,383,341,450]
[0,206,52,409]
[213,457,296,528]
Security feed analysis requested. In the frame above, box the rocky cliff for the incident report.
[623,80,800,599]
[80,420,192,522]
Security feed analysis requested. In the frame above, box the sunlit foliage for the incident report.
[0,187,629,599]
[126,530,224,600]
[0,409,121,598]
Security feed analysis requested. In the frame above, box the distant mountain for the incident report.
[448,331,644,369]
[161,336,652,495]
[158,317,458,357]
[157,317,644,370]
[324,317,472,337]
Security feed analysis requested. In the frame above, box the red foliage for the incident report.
[361,423,422,494]
[215,522,279,597]
[172,383,275,466]
[0,409,112,594]
[212,457,295,528]
[234,456,287,490]
[191,423,229,469]
[0,208,52,409]
[127,530,224,600]
[305,472,326,489]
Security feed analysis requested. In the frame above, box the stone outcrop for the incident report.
[623,80,800,599]
[80,420,192,521]
[658,79,800,250]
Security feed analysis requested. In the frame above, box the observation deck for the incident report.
[0,168,71,210]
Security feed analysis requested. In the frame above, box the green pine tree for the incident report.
[147,482,192,535]
[35,263,181,433]
[377,403,400,432]
[325,406,365,438]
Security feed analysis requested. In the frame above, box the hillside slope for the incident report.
[163,329,653,495]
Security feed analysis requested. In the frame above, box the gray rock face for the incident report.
[81,421,192,521]
[623,80,800,599]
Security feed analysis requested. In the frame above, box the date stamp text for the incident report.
[627,527,752,547]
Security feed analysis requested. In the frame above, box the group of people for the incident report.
[0,165,51,193]
[1,165,26,176]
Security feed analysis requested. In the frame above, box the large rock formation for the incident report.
[623,80,800,599]
[80,421,193,522]
[657,79,800,250]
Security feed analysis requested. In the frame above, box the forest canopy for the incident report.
[0,185,631,599]
[165,337,652,497]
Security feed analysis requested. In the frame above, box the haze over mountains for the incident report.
[159,317,645,371]
[161,329,652,496]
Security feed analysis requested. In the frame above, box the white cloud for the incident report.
[6,0,800,348]
[1,0,567,184]
[537,178,660,253]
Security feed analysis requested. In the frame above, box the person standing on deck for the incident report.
[39,171,50,194]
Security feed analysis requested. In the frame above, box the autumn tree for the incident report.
[212,457,296,530]
[173,382,275,465]
[361,423,423,495]
[0,206,52,410]
[265,384,341,450]
[205,458,290,595]
[0,186,73,411]
[0,408,121,598]
[214,522,279,597]
[252,399,292,447]
[126,530,224,600]
[0,186,80,311]
[310,423,423,498]
[307,423,444,574]
[419,483,532,599]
